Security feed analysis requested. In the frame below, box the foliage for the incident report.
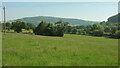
[112,31,120,39]
[93,30,104,36]
[33,20,68,37]
[11,21,27,33]
[111,26,117,34]
[26,23,36,30]
[71,28,77,34]
[2,22,11,31]
[33,21,48,35]
[2,13,120,39]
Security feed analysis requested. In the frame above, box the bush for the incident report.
[33,21,66,37]
[33,21,48,35]
[77,30,82,35]
[113,31,120,39]
[93,30,104,36]
[82,31,86,35]
[56,27,64,36]
[72,28,77,34]
[11,21,27,33]
[77,30,86,35]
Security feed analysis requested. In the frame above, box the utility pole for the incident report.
[3,7,6,35]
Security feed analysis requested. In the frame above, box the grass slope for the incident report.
[2,33,118,66]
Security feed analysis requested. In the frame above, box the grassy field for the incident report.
[2,33,118,66]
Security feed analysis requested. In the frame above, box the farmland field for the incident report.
[2,33,118,66]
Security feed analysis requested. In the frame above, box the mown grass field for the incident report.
[2,33,118,66]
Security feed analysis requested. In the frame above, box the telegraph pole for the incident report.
[3,7,6,35]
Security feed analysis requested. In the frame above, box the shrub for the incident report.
[72,28,77,34]
[82,31,86,35]
[33,21,66,37]
[11,21,27,33]
[113,31,120,39]
[93,30,104,36]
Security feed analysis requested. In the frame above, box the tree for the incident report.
[93,24,98,30]
[44,23,57,36]
[26,23,36,29]
[114,31,120,39]
[72,28,77,34]
[93,29,104,36]
[100,21,106,25]
[77,30,86,35]
[111,26,117,34]
[63,22,69,32]
[33,21,48,35]
[6,22,11,31]
[2,22,11,31]
[65,26,72,34]
[82,31,86,35]
[77,30,82,35]
[93,24,103,30]
[33,20,67,37]
[104,26,111,33]
[11,21,27,33]
[55,20,66,36]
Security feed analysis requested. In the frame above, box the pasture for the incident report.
[2,33,118,66]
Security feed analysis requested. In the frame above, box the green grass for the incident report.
[2,33,118,66]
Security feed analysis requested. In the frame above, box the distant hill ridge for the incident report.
[107,13,119,23]
[11,16,99,26]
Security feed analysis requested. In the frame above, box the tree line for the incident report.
[2,21,36,33]
[1,20,120,39]
[2,20,68,37]
[65,21,120,39]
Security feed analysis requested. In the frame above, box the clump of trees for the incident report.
[2,21,36,33]
[11,21,27,33]
[2,22,11,31]
[35,20,120,38]
[1,20,120,39]
[64,21,120,39]
[33,20,68,37]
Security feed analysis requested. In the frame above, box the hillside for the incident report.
[11,16,99,26]
[107,13,119,23]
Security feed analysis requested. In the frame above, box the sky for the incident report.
[1,0,120,2]
[0,1,118,22]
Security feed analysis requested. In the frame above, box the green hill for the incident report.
[11,16,99,26]
[107,13,119,23]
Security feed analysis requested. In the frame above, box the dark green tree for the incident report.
[11,21,27,33]
[104,26,111,33]
[33,21,48,35]
[72,28,77,34]
[93,29,104,36]
[44,23,57,36]
[26,23,36,29]
[2,22,11,31]
[114,31,120,39]
[111,26,117,34]
[55,20,66,36]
